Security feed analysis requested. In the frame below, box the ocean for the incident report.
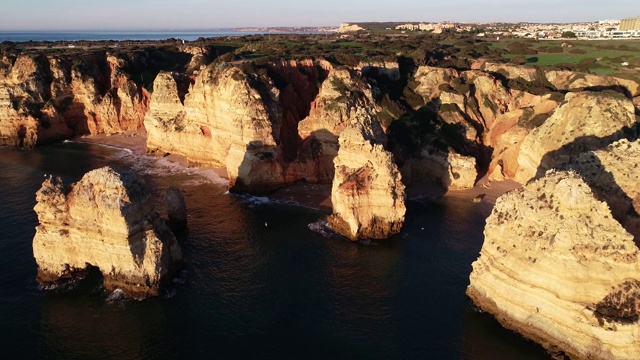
[0,141,549,359]
[0,30,281,43]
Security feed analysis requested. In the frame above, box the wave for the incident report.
[74,141,229,186]
[231,193,271,207]
[106,288,126,303]
[308,219,334,238]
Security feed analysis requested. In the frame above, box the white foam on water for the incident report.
[233,193,271,207]
[308,219,334,238]
[163,289,177,299]
[106,288,125,302]
[84,142,229,186]
[358,239,378,246]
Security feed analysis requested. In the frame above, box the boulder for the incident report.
[164,186,187,232]
[33,167,182,298]
[402,150,477,190]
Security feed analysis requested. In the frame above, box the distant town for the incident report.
[338,16,640,39]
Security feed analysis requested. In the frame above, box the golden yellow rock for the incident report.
[288,68,377,183]
[0,53,148,147]
[572,139,640,240]
[468,170,640,359]
[33,167,183,299]
[546,70,640,97]
[145,66,284,192]
[328,110,406,240]
[514,92,636,184]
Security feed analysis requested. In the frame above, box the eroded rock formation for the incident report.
[33,167,182,298]
[513,92,636,183]
[144,65,285,193]
[401,150,477,190]
[328,111,406,240]
[0,52,150,147]
[144,60,381,193]
[468,170,640,359]
[571,139,640,240]
[287,66,377,184]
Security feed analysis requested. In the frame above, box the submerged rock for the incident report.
[164,186,187,232]
[32,166,182,299]
[467,170,640,359]
[328,110,406,240]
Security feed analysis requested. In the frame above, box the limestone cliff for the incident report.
[571,139,640,240]
[546,70,640,97]
[145,60,379,193]
[407,65,560,186]
[468,170,640,359]
[144,65,285,193]
[514,92,636,183]
[328,111,406,240]
[287,66,378,184]
[33,167,182,298]
[0,52,149,147]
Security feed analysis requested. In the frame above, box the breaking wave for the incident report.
[80,141,229,186]
[308,219,334,238]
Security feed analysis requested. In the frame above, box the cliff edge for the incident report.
[467,170,640,359]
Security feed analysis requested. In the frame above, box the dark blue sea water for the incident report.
[0,142,549,359]
[0,30,276,42]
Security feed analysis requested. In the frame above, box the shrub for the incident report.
[11,99,23,111]
[510,56,528,65]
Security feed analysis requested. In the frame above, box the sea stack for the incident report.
[32,166,183,298]
[467,170,640,359]
[328,109,406,240]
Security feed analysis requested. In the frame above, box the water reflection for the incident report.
[0,143,551,359]
[40,274,175,359]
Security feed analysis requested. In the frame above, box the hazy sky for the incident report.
[1,0,639,30]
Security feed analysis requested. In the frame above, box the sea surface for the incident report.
[0,142,549,359]
[0,30,279,42]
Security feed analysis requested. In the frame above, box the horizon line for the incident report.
[0,17,634,33]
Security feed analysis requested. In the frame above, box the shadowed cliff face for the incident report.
[33,167,183,299]
[0,47,199,147]
[268,59,326,163]
[144,58,381,194]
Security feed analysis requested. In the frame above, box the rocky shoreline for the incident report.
[3,37,639,356]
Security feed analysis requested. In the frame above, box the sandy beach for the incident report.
[77,131,520,210]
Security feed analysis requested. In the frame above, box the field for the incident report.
[488,39,640,81]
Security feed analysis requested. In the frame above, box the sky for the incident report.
[1,0,639,31]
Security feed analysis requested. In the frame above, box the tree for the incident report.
[562,31,577,38]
